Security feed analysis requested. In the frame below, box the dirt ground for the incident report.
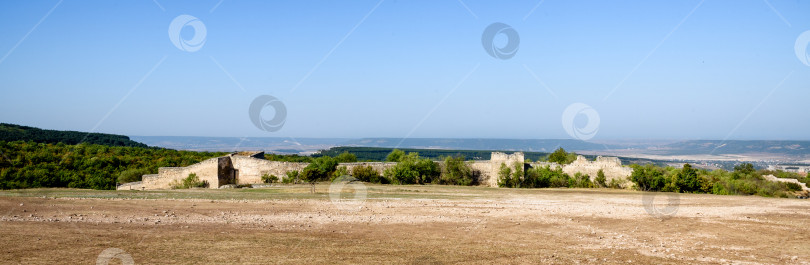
[0,185,808,264]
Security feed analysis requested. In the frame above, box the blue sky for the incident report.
[1,0,809,140]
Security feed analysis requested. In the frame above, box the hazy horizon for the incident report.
[2,1,809,140]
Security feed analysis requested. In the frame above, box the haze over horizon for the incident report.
[2,0,809,140]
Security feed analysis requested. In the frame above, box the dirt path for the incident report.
[0,187,808,264]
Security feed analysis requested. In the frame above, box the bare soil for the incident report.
[0,185,808,264]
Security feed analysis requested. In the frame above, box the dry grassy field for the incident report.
[0,184,808,264]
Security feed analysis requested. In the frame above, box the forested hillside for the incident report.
[0,123,147,147]
[0,141,226,190]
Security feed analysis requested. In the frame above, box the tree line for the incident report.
[2,138,806,198]
[0,141,226,190]
[0,123,147,147]
[494,148,807,198]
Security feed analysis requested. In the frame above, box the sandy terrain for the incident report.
[0,185,808,264]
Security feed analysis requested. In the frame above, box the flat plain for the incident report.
[0,184,808,264]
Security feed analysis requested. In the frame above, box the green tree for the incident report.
[547,147,577,164]
[301,156,338,182]
[117,168,150,184]
[595,169,607,188]
[440,156,474,185]
[384,160,419,184]
[734,163,756,175]
[675,163,701,192]
[386,149,406,162]
[497,163,513,188]
[630,164,667,191]
[572,172,594,188]
[171,173,208,189]
[383,152,439,185]
[352,165,385,184]
[283,170,300,184]
[261,174,279,183]
[333,166,350,180]
[548,147,568,164]
[511,161,524,187]
[335,152,357,163]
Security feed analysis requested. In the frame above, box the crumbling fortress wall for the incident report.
[470,152,525,187]
[119,151,634,190]
[229,155,308,184]
[339,162,399,176]
[565,156,633,182]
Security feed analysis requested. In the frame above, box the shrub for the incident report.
[549,172,571,188]
[415,158,441,184]
[511,162,524,187]
[282,170,299,184]
[547,147,576,164]
[524,165,571,188]
[171,173,208,189]
[440,156,474,185]
[261,173,279,184]
[301,156,338,181]
[497,163,513,188]
[785,182,802,192]
[608,178,623,189]
[595,169,607,188]
[629,164,667,191]
[333,166,349,180]
[497,161,526,188]
[117,168,150,184]
[386,149,406,162]
[352,165,386,184]
[734,163,756,175]
[383,152,439,185]
[571,172,593,188]
[335,152,357,163]
[675,164,701,193]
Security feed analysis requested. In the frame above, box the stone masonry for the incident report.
[118,152,633,190]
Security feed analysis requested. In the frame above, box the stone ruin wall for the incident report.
[230,156,308,184]
[337,162,399,177]
[528,155,633,183]
[470,152,526,187]
[141,157,220,189]
[124,152,633,190]
[561,156,633,182]
[117,181,144,190]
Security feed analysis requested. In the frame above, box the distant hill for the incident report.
[342,138,611,152]
[0,123,147,147]
[130,136,810,160]
[652,140,810,156]
[315,146,547,161]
